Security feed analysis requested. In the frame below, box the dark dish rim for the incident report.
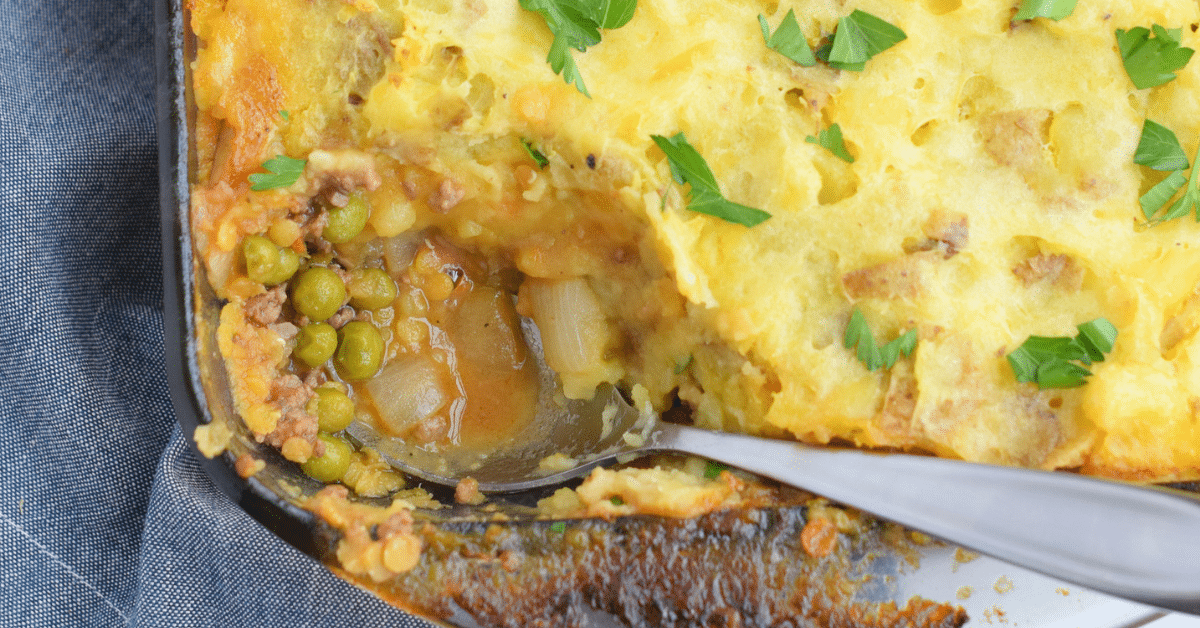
[154,0,327,559]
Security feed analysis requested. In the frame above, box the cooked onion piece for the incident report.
[366,355,452,437]
[524,277,622,399]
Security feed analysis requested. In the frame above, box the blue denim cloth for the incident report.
[0,1,430,625]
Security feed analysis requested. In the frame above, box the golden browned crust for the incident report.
[336,490,967,628]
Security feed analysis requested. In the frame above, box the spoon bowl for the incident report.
[346,317,654,492]
[347,382,649,493]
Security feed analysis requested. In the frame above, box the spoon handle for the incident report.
[657,423,1200,614]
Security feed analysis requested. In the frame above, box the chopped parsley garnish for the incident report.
[521,138,550,168]
[1142,156,1200,224]
[547,37,590,96]
[1137,170,1185,222]
[279,110,290,121]
[651,132,772,227]
[1012,0,1077,21]
[759,9,815,66]
[1134,120,1190,171]
[824,10,906,71]
[248,155,306,191]
[1007,319,1117,389]
[703,461,728,480]
[1134,121,1200,225]
[549,521,566,533]
[520,0,637,96]
[806,123,854,163]
[609,496,625,506]
[843,307,917,371]
[588,0,637,29]
[1117,25,1195,90]
[814,42,861,72]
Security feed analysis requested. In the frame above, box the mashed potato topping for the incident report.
[191,0,1200,496]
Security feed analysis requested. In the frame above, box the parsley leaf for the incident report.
[520,0,636,96]
[1134,120,1190,171]
[814,42,863,72]
[549,521,566,533]
[685,190,772,227]
[1139,136,1200,224]
[1117,25,1195,90]
[703,461,728,479]
[759,9,815,66]
[523,0,600,49]
[279,110,290,121]
[828,10,906,70]
[248,155,306,191]
[585,0,636,29]
[1139,170,1188,221]
[1032,360,1094,389]
[652,132,719,191]
[1006,318,1117,389]
[547,35,591,97]
[651,132,772,227]
[843,307,917,371]
[806,123,854,163]
[1076,319,1119,362]
[1012,0,1077,21]
[521,138,550,168]
[1163,165,1200,222]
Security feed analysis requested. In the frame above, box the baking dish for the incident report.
[154,0,1200,625]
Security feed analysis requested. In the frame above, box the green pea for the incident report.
[348,268,398,310]
[264,247,300,285]
[294,323,337,368]
[301,434,353,482]
[323,193,370,244]
[336,321,384,381]
[243,236,281,284]
[314,387,355,432]
[242,235,277,282]
[291,267,346,322]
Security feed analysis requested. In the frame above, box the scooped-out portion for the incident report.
[358,237,538,449]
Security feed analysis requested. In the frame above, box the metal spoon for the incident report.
[348,322,1200,615]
